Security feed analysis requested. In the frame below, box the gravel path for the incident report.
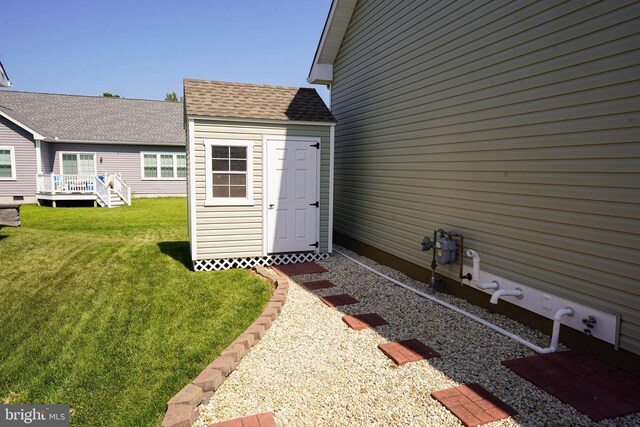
[194,247,640,427]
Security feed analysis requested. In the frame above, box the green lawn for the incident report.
[0,198,272,426]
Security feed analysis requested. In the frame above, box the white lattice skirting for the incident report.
[193,252,330,271]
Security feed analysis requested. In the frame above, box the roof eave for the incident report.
[0,109,46,140]
[187,114,336,127]
[41,138,186,146]
[0,61,11,87]
[307,0,358,85]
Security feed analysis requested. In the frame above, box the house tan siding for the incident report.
[0,116,37,198]
[192,119,330,260]
[331,1,640,354]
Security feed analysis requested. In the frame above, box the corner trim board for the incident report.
[188,118,198,261]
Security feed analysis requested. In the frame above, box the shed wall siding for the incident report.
[0,117,37,197]
[331,0,640,354]
[49,143,186,196]
[192,120,330,260]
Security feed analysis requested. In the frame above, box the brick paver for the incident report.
[271,262,327,276]
[431,383,517,427]
[320,294,359,307]
[302,280,336,290]
[378,339,440,365]
[342,313,389,330]
[209,411,277,427]
[502,350,640,421]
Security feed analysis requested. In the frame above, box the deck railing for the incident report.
[36,173,132,207]
[112,173,132,206]
[37,174,96,194]
[94,176,111,208]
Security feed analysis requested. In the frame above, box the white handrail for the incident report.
[94,176,111,208]
[111,173,131,205]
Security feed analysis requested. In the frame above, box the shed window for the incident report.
[141,153,186,179]
[204,140,253,206]
[0,147,16,180]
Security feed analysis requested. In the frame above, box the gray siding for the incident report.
[0,117,37,198]
[40,140,53,173]
[191,119,330,260]
[50,142,186,196]
[331,1,640,354]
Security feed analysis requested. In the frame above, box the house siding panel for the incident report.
[40,140,52,173]
[0,116,37,198]
[331,0,640,354]
[192,120,330,260]
[50,142,186,196]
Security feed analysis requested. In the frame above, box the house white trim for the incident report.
[45,138,185,147]
[203,139,255,207]
[0,146,17,180]
[187,118,198,261]
[328,125,335,253]
[139,152,187,180]
[188,115,335,127]
[308,0,359,85]
[35,139,42,174]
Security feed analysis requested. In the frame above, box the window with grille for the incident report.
[204,140,253,206]
[0,147,15,180]
[141,153,186,179]
[61,153,95,175]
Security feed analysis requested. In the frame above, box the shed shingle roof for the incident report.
[0,90,185,145]
[183,79,335,123]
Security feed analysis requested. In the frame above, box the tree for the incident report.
[102,92,120,98]
[164,92,183,102]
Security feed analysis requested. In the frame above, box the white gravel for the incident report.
[194,247,640,427]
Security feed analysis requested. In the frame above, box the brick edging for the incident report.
[161,267,289,427]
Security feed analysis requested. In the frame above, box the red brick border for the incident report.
[161,266,289,427]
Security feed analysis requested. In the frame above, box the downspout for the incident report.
[335,249,573,354]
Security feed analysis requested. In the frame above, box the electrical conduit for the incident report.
[335,249,572,354]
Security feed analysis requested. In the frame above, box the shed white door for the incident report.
[266,138,318,254]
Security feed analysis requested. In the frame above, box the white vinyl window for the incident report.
[141,153,186,180]
[60,152,96,176]
[204,140,253,206]
[0,146,16,180]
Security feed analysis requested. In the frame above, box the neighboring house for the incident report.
[0,91,185,206]
[184,79,335,271]
[0,62,10,87]
[309,0,640,362]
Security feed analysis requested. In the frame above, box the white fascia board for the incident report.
[45,138,186,147]
[308,0,339,84]
[187,115,335,127]
[308,63,334,85]
[0,62,10,87]
[0,110,45,140]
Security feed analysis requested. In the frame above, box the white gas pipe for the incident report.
[335,249,573,354]
[466,249,500,290]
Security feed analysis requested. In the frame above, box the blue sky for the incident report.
[0,0,331,101]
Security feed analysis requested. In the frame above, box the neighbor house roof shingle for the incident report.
[183,79,335,123]
[0,90,185,145]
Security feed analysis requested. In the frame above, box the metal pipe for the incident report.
[335,249,566,354]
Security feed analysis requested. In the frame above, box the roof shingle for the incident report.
[0,90,185,145]
[183,79,335,123]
